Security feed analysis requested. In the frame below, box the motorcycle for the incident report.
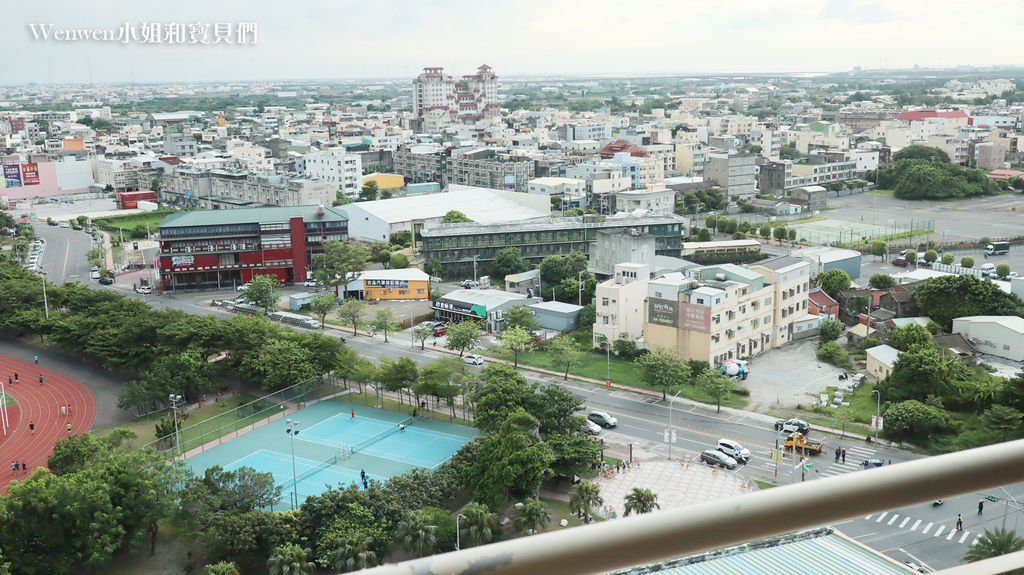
[838,373,848,381]
[933,500,944,507]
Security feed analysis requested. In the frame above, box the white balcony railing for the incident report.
[360,438,1024,575]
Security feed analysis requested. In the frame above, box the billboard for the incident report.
[366,279,409,288]
[648,298,679,328]
[681,303,712,333]
[504,174,515,190]
[21,163,39,186]
[171,255,195,268]
[3,164,21,187]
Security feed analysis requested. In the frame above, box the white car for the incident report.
[236,283,250,292]
[301,280,318,287]
[136,285,154,294]
[59,222,70,228]
[716,439,751,463]
[462,354,485,366]
[90,271,101,279]
[581,418,602,435]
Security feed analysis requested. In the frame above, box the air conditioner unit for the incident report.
[231,245,238,250]
[185,247,192,253]
[207,246,215,252]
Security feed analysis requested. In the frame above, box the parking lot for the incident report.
[741,338,849,414]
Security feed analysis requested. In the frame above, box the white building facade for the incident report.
[304,148,363,198]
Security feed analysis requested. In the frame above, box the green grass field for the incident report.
[482,348,748,409]
[93,210,178,231]
[93,393,259,447]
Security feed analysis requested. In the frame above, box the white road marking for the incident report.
[934,525,945,537]
[899,517,910,528]
[875,512,888,523]
[959,531,971,544]
[922,522,933,534]
[911,519,921,531]
[888,515,899,525]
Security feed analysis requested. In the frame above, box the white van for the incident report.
[979,263,996,277]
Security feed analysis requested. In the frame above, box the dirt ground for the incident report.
[741,338,849,414]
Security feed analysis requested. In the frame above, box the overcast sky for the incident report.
[4,0,1023,86]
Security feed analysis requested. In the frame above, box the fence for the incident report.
[146,376,332,456]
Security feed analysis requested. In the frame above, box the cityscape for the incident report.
[3,2,1024,575]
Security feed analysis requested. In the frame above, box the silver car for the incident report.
[700,449,738,470]
[716,439,751,463]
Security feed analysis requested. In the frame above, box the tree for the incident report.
[310,291,337,328]
[883,400,947,440]
[395,509,437,558]
[390,253,409,269]
[425,258,443,279]
[788,228,797,243]
[175,466,282,537]
[705,215,718,232]
[445,320,482,357]
[817,341,848,366]
[312,240,369,298]
[759,226,770,240]
[963,527,1024,566]
[818,319,844,342]
[441,210,472,223]
[816,269,852,298]
[330,533,378,573]
[390,230,412,247]
[888,324,933,352]
[358,180,380,202]
[547,335,583,380]
[491,247,530,281]
[514,499,550,535]
[634,346,691,400]
[466,409,552,509]
[337,299,366,335]
[912,274,1024,331]
[997,263,1012,278]
[982,405,1023,442]
[773,226,787,243]
[504,304,542,333]
[924,249,939,265]
[961,255,975,268]
[942,252,955,265]
[623,488,660,516]
[246,273,281,313]
[892,144,950,163]
[868,273,896,289]
[497,325,535,367]
[696,369,734,413]
[870,240,887,260]
[376,356,418,404]
[204,563,240,575]
[267,544,315,575]
[412,325,434,350]
[834,408,853,438]
[569,480,603,524]
[241,339,319,390]
[697,228,713,242]
[904,249,917,263]
[458,502,495,548]
[372,308,399,342]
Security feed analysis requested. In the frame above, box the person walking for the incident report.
[21,462,26,475]
[841,448,846,464]
[39,374,43,385]
[67,405,72,417]
[362,477,369,489]
[957,514,963,530]
[34,355,38,365]
[835,448,840,463]
[66,423,72,434]
[351,409,355,420]
[979,499,985,515]
[7,376,11,387]
[360,469,366,482]
[13,372,17,383]
[60,405,67,417]
[29,421,34,433]
[11,461,15,475]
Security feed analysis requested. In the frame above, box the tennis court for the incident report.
[183,400,476,508]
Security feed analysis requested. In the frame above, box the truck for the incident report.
[784,432,827,455]
[986,242,1010,256]
[716,359,750,380]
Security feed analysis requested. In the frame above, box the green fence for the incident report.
[147,376,334,456]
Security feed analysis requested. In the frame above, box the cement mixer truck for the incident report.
[715,359,750,380]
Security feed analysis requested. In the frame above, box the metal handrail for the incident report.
[360,438,1024,575]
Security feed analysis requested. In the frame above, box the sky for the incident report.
[3,0,1024,85]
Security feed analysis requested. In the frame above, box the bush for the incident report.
[613,339,641,359]
[883,399,949,442]
[817,341,849,367]
[390,253,409,269]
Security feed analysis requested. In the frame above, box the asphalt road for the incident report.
[32,223,96,285]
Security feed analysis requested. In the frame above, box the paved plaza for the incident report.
[594,460,755,519]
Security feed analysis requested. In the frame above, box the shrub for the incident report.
[817,341,849,367]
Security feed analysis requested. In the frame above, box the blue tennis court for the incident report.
[184,399,476,508]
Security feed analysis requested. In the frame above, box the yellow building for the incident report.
[356,269,430,301]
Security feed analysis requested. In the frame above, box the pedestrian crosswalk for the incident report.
[819,444,878,478]
[863,511,982,545]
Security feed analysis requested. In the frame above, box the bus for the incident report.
[268,311,321,330]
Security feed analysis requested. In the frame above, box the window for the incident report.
[765,297,772,305]
[603,316,609,325]
[602,297,609,306]
[418,289,425,294]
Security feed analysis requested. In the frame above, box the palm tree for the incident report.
[569,480,603,524]
[514,499,550,535]
[623,488,661,516]
[203,563,240,575]
[459,502,496,548]
[266,544,315,575]
[963,527,1024,566]
[330,533,378,572]
[396,509,438,558]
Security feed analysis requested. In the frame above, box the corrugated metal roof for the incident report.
[627,530,913,575]
[158,205,349,228]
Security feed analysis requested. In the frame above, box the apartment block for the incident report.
[450,148,535,193]
[644,265,775,365]
[614,184,676,214]
[412,65,499,130]
[748,256,813,347]
[704,152,756,202]
[159,166,332,209]
[304,148,363,198]
[593,263,653,348]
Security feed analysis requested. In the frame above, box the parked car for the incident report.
[301,280,318,287]
[581,418,602,435]
[90,271,101,279]
[716,439,751,463]
[136,285,153,294]
[588,410,618,428]
[700,449,738,470]
[71,224,83,230]
[432,325,448,336]
[236,283,251,292]
[59,222,70,228]
[774,418,811,435]
[891,258,908,267]
[98,276,114,285]
[90,265,99,272]
[47,220,58,226]
[462,354,485,366]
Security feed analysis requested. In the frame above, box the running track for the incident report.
[0,353,97,496]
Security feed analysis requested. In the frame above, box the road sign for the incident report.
[803,460,813,472]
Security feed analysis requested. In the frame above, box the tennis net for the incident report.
[281,453,339,491]
[349,417,413,456]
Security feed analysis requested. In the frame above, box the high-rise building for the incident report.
[412,65,499,130]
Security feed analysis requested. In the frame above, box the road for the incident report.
[32,223,96,285]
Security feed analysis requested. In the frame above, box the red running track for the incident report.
[0,354,97,496]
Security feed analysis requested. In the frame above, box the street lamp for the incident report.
[40,267,49,320]
[577,270,585,306]
[369,325,380,407]
[168,394,184,457]
[668,390,682,460]
[871,389,881,441]
[456,513,468,550]
[285,419,300,510]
